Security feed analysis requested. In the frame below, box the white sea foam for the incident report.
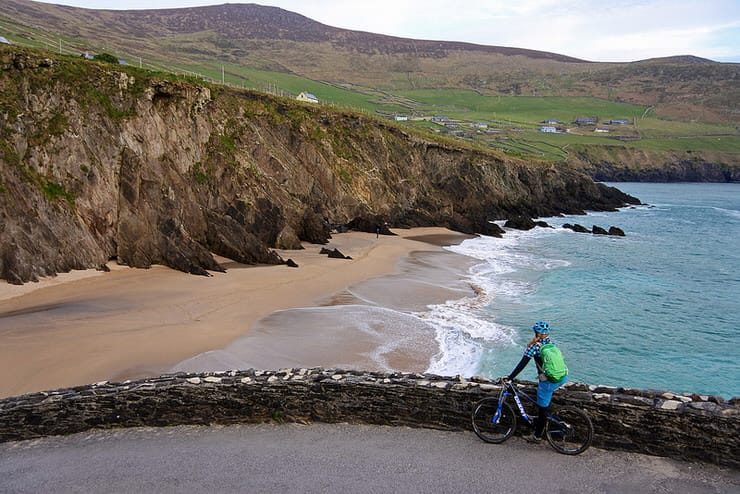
[421,229,570,376]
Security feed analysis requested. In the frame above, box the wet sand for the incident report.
[0,228,475,398]
[172,249,477,375]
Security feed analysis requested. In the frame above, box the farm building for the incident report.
[296,92,319,104]
[606,119,630,125]
[539,126,558,133]
[575,116,597,125]
[542,119,560,125]
[394,115,409,121]
[431,115,450,123]
[594,128,610,133]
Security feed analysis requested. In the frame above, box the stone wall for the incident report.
[1,369,738,468]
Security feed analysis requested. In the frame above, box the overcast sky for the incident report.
[35,0,740,62]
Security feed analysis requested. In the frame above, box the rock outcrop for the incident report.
[504,216,536,230]
[0,48,639,284]
[320,247,351,259]
[571,147,740,183]
[563,223,591,233]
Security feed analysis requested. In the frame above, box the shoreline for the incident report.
[0,227,475,398]
[171,247,479,376]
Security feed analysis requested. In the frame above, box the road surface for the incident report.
[1,423,737,493]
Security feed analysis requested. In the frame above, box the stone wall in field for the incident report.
[0,368,737,468]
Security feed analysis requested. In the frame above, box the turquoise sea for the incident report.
[427,183,740,398]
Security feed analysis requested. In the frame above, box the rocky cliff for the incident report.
[571,146,740,182]
[0,47,638,284]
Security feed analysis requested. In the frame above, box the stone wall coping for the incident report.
[1,368,738,468]
[3,368,736,417]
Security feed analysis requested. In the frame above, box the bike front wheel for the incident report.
[545,406,593,455]
[471,397,517,444]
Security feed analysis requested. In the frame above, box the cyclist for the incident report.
[506,320,568,443]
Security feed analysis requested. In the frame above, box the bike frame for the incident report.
[476,380,589,454]
[493,381,543,426]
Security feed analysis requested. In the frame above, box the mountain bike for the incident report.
[471,378,593,455]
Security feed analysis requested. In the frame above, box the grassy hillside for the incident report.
[0,1,737,167]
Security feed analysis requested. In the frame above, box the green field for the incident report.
[2,14,738,162]
[397,90,646,125]
[174,62,388,111]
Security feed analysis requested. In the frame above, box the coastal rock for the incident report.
[285,258,298,268]
[346,215,395,236]
[0,49,639,284]
[534,221,551,228]
[275,225,303,250]
[563,223,590,233]
[204,210,283,267]
[592,225,609,235]
[319,247,351,259]
[479,222,505,238]
[504,216,536,230]
[577,153,740,183]
[298,210,331,245]
[608,226,626,236]
[327,248,351,259]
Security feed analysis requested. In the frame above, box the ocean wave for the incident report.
[712,207,740,220]
[422,231,571,376]
[421,297,516,376]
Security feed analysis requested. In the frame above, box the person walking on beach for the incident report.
[505,321,568,443]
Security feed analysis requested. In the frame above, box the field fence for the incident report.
[0,16,393,121]
[0,16,315,98]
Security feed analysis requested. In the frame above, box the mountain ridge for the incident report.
[2,0,738,124]
[3,1,588,62]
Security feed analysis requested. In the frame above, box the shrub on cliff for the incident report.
[93,53,119,65]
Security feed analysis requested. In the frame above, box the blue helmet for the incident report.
[532,321,550,334]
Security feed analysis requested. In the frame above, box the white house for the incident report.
[594,128,610,133]
[539,126,558,133]
[296,92,319,104]
[394,115,408,121]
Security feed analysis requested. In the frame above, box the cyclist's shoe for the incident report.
[523,433,543,443]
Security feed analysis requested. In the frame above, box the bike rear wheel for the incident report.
[545,406,593,455]
[471,397,517,444]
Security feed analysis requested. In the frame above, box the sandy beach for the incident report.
[0,228,475,398]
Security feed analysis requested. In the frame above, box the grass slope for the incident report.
[0,3,737,165]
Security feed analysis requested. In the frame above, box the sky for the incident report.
[35,0,740,62]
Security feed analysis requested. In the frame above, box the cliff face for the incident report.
[0,49,637,284]
[571,147,740,183]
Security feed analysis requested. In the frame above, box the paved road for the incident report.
[1,423,737,494]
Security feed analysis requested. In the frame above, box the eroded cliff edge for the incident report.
[0,48,638,284]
